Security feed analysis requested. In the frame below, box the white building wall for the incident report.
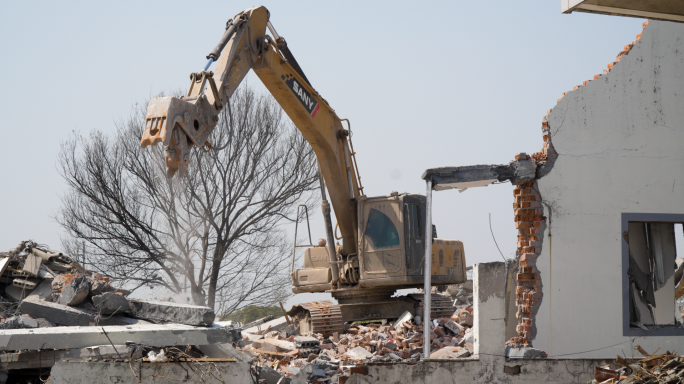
[533,20,684,358]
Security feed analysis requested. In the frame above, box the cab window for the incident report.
[365,208,400,248]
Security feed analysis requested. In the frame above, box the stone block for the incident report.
[92,292,129,315]
[127,299,214,326]
[58,276,90,306]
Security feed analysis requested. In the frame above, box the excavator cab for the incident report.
[291,193,466,294]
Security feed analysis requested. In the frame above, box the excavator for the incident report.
[140,6,467,335]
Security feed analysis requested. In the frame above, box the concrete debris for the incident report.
[345,346,373,359]
[243,314,289,334]
[0,322,241,352]
[92,291,129,315]
[0,240,255,382]
[445,279,474,308]
[19,297,148,326]
[239,300,474,383]
[127,298,215,326]
[0,315,38,329]
[506,346,548,359]
[429,346,471,359]
[57,275,90,306]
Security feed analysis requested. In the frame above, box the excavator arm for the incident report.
[140,6,361,256]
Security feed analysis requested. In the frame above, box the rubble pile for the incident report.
[240,303,474,383]
[445,280,473,308]
[0,241,215,328]
[592,352,684,384]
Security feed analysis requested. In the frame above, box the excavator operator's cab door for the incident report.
[359,199,404,279]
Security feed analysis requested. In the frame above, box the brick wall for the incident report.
[507,158,546,348]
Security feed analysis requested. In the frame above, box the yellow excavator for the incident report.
[141,6,466,335]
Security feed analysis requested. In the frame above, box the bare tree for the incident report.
[57,85,319,313]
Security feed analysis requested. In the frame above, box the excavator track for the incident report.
[288,295,455,336]
[411,293,455,319]
[289,300,344,336]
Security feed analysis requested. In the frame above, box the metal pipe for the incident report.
[206,19,240,61]
[267,21,280,40]
[342,142,355,200]
[423,179,433,359]
[291,208,300,274]
[203,58,214,71]
[291,205,314,273]
[320,170,339,286]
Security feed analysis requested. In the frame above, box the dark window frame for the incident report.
[405,203,421,240]
[622,213,684,337]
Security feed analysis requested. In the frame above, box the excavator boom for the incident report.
[140,6,468,334]
[141,6,360,255]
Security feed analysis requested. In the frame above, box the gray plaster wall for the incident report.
[49,360,253,384]
[346,358,611,384]
[533,20,684,357]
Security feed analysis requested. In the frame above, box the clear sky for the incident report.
[0,1,646,306]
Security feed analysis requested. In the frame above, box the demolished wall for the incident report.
[527,19,684,357]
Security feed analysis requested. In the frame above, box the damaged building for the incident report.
[2,3,684,384]
[418,5,684,372]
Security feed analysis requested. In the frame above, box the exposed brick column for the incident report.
[507,160,545,348]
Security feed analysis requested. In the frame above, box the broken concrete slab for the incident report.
[259,366,289,384]
[344,346,373,359]
[199,343,252,363]
[127,299,214,326]
[0,344,140,370]
[243,316,288,334]
[22,252,42,276]
[35,318,56,328]
[24,279,53,302]
[4,284,34,302]
[0,316,38,330]
[294,336,320,348]
[87,277,112,297]
[92,292,129,315]
[0,322,241,352]
[505,346,547,359]
[393,311,413,330]
[444,319,464,334]
[242,315,274,329]
[429,346,471,359]
[58,275,90,306]
[19,299,150,327]
[252,338,296,352]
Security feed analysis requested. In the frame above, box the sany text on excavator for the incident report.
[140,6,467,335]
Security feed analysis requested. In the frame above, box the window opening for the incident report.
[628,221,684,327]
[365,208,400,249]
